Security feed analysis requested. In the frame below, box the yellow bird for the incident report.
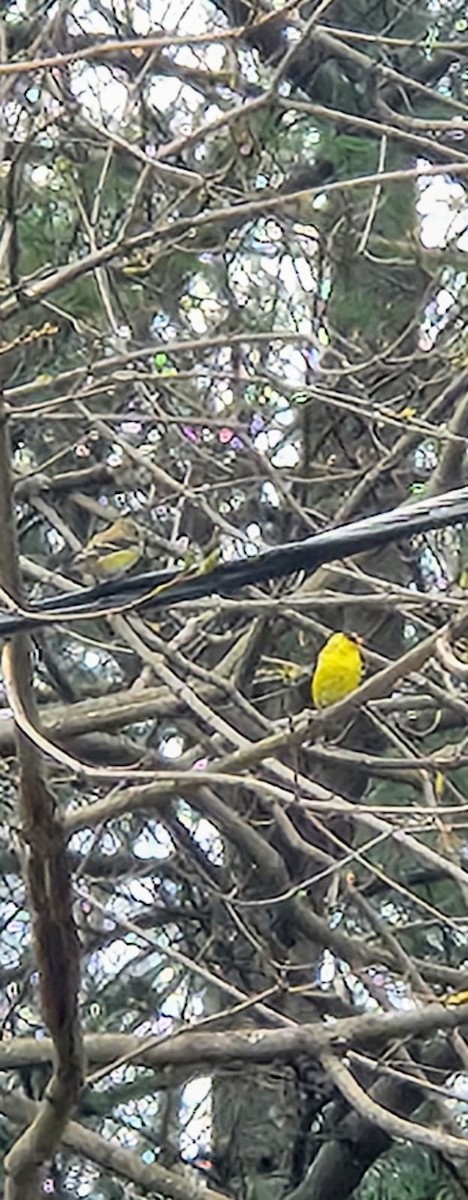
[311,632,364,710]
[74,517,144,580]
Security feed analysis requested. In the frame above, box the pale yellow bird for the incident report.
[74,517,144,580]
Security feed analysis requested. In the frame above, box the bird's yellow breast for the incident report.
[311,632,363,709]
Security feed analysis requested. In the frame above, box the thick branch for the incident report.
[0,394,83,1199]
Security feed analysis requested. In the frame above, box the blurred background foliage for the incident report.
[1,0,468,1197]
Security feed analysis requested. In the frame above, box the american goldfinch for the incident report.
[441,990,468,1007]
[181,545,222,575]
[311,632,363,709]
[74,517,144,579]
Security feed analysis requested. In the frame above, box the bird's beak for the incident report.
[349,632,364,647]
